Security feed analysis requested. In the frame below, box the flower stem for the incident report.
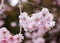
[19,0,22,34]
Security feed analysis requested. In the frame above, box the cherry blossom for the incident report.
[32,37,45,43]
[25,32,32,38]
[19,8,55,32]
[0,27,24,43]
[0,20,4,27]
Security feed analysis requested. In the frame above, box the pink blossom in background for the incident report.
[57,0,60,6]
[32,32,38,38]
[25,40,32,43]
[50,39,56,43]
[37,29,46,37]
[0,20,4,27]
[25,32,32,38]
[52,0,60,6]
[10,22,17,27]
[32,37,45,43]
[52,1,57,5]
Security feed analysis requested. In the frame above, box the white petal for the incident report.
[41,8,49,14]
[9,0,19,7]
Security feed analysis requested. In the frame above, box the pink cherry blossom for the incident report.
[0,27,24,43]
[25,32,32,38]
[32,37,45,43]
[0,20,4,27]
[19,8,55,32]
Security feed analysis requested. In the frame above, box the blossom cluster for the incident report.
[0,27,24,43]
[19,8,55,32]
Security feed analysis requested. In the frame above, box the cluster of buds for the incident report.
[0,27,24,43]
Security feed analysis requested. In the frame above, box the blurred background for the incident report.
[0,0,60,43]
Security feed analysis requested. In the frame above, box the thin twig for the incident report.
[19,0,22,14]
[27,2,51,11]
[27,2,44,8]
[19,0,22,34]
